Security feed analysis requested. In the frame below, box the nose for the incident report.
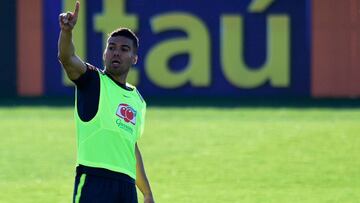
[113,48,120,56]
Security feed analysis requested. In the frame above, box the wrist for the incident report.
[144,193,154,198]
[61,29,73,34]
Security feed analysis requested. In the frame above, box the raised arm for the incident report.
[135,143,155,203]
[57,1,86,81]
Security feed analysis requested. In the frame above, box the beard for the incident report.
[105,63,130,76]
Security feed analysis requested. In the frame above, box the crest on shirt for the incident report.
[116,104,137,125]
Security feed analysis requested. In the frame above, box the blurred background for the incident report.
[0,0,359,203]
[1,0,359,100]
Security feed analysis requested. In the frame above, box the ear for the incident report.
[132,55,138,65]
[103,51,106,61]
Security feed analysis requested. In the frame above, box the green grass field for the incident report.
[0,106,359,203]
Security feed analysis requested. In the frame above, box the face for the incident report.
[103,36,138,76]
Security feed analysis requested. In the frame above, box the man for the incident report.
[58,1,154,203]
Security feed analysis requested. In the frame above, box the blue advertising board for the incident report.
[44,0,310,97]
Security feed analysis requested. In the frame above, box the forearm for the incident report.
[58,30,75,64]
[136,170,153,197]
[135,144,154,199]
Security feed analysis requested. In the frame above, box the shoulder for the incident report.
[84,63,102,74]
[127,83,145,105]
[135,87,146,105]
[73,63,101,87]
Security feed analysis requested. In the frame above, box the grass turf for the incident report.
[0,106,359,203]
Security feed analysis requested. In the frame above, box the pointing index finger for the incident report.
[73,1,80,18]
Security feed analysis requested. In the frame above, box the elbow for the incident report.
[57,53,64,63]
[57,53,69,66]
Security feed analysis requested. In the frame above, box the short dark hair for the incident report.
[108,28,139,51]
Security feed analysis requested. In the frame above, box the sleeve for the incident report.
[72,63,99,89]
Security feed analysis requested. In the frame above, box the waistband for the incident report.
[76,165,135,184]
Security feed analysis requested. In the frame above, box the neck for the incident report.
[105,70,127,85]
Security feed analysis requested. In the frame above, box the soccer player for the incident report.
[58,1,155,203]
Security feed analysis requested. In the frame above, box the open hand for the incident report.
[59,1,80,32]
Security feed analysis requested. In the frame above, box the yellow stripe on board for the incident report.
[248,0,275,13]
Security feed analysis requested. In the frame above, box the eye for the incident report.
[108,46,115,50]
[122,47,130,52]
